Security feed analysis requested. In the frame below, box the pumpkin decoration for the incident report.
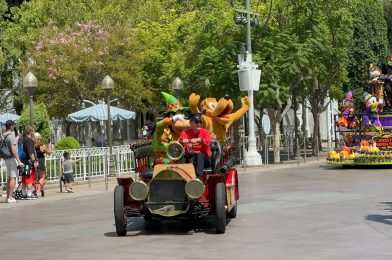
[360,140,370,147]
[339,150,349,160]
[341,146,351,155]
[360,140,372,152]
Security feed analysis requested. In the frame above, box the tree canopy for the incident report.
[347,0,388,99]
[19,20,148,118]
[18,102,51,142]
[0,0,391,162]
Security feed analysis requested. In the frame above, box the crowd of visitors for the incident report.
[1,120,79,203]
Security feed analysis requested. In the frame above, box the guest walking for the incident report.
[34,132,52,197]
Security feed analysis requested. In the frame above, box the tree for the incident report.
[252,0,355,161]
[17,103,51,142]
[347,0,388,100]
[1,0,162,116]
[136,0,244,111]
[1,0,160,61]
[0,1,7,71]
[380,0,392,52]
[19,20,150,119]
[291,0,353,155]
[255,30,308,163]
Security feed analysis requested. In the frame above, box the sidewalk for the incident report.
[237,153,326,174]
[0,177,119,209]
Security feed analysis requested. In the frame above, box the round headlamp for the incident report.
[185,179,205,199]
[129,181,149,201]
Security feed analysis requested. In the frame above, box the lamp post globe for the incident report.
[23,72,38,127]
[172,77,183,90]
[101,75,114,94]
[172,77,183,99]
[23,72,38,89]
[101,75,114,191]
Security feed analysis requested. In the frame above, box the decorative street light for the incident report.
[23,72,38,127]
[236,0,263,166]
[101,75,114,191]
[172,77,183,99]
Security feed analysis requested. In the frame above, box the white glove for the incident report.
[172,114,185,122]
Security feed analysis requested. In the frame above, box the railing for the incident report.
[239,131,316,166]
[0,145,135,189]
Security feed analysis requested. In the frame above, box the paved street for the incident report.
[2,161,392,259]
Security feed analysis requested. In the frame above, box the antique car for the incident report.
[114,140,239,235]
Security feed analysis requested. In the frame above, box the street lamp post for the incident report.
[236,0,263,166]
[101,75,114,191]
[172,77,184,99]
[23,72,38,127]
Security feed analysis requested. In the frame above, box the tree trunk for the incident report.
[274,121,281,163]
[65,121,71,136]
[312,112,320,155]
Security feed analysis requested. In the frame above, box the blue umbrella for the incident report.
[0,112,20,124]
[66,103,136,122]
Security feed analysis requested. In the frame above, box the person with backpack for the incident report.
[20,127,39,200]
[1,120,24,203]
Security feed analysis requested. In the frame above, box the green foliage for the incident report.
[255,31,305,107]
[347,0,388,100]
[19,20,150,118]
[0,1,6,71]
[17,103,51,143]
[1,0,157,60]
[0,0,390,132]
[381,0,392,51]
[136,1,244,108]
[0,49,5,73]
[2,0,155,117]
[55,136,81,150]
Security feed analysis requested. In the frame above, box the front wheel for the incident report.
[114,185,127,236]
[215,182,226,234]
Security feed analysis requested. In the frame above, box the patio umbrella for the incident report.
[0,112,20,124]
[66,102,136,122]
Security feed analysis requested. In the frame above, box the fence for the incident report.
[0,145,135,188]
[239,131,317,167]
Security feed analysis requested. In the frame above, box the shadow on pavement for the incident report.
[366,202,392,226]
[366,215,392,225]
[104,216,233,237]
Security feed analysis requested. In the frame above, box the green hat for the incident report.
[161,91,188,115]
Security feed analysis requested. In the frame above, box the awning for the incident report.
[0,113,20,124]
[66,103,136,122]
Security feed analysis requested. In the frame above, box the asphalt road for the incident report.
[2,162,392,260]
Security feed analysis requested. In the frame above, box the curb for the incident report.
[237,156,325,173]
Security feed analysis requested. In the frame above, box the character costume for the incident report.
[150,92,190,165]
[188,93,250,143]
[362,91,383,131]
[336,91,359,129]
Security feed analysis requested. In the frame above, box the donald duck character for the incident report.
[362,91,383,131]
[150,92,190,166]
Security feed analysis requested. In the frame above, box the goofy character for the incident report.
[150,92,190,166]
